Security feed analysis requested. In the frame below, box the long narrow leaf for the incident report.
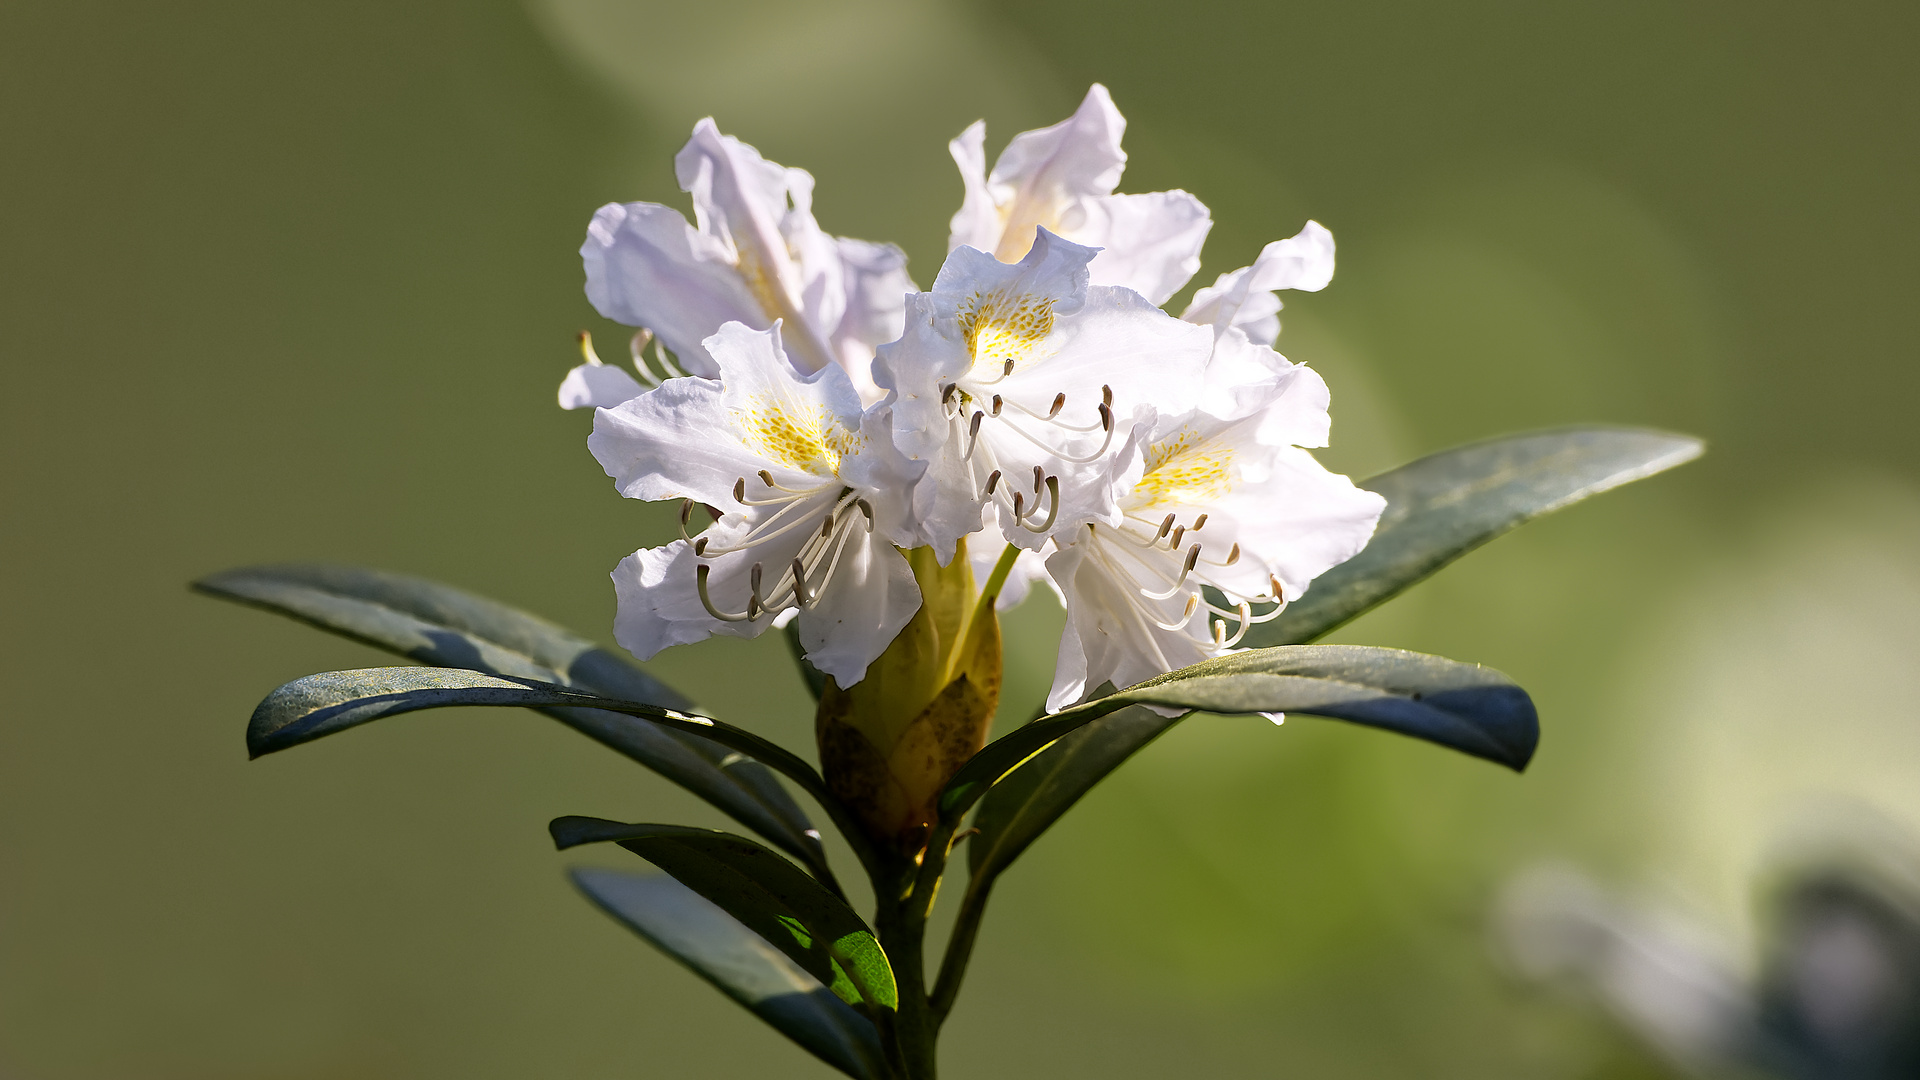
[196,564,825,876]
[1252,426,1702,647]
[570,868,886,1080]
[941,645,1535,821]
[553,819,896,1013]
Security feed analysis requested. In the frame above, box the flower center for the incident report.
[737,399,859,476]
[957,289,1055,382]
[1129,428,1235,508]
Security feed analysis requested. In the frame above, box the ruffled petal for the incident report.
[984,84,1128,263]
[1074,190,1213,305]
[557,361,645,410]
[795,530,923,684]
[675,120,840,373]
[580,201,760,377]
[1181,220,1335,345]
[946,120,1001,254]
[1044,534,1212,712]
[831,237,914,404]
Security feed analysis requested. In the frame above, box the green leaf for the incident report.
[553,819,897,1014]
[1251,426,1703,647]
[569,867,887,1080]
[942,645,1535,821]
[195,564,826,878]
[967,704,1180,880]
[247,665,832,799]
[965,426,1697,888]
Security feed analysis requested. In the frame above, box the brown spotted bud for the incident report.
[816,539,1002,858]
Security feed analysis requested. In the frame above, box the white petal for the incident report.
[1222,446,1386,602]
[557,361,646,410]
[946,120,1001,254]
[1074,190,1213,305]
[795,530,922,685]
[929,227,1095,323]
[831,237,915,405]
[674,120,840,374]
[1181,220,1336,345]
[588,322,856,509]
[581,201,760,377]
[1044,534,1212,712]
[985,85,1128,263]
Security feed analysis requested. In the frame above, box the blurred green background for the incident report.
[3,1,1917,1076]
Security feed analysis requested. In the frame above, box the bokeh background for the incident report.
[3,1,1918,1076]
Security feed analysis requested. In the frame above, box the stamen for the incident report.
[1149,592,1202,631]
[1156,514,1176,541]
[1004,358,1016,379]
[964,411,985,459]
[678,500,696,542]
[1017,475,1060,533]
[1101,385,1113,408]
[791,558,812,606]
[984,470,1001,496]
[1169,526,1186,550]
[577,330,602,366]
[733,478,746,504]
[746,563,764,620]
[1047,393,1065,419]
[991,394,1003,417]
[1192,514,1208,531]
[695,565,752,622]
[1270,575,1285,600]
[1012,492,1025,520]
[855,499,875,529]
[1032,465,1044,494]
[1140,544,1203,600]
[1098,401,1113,432]
[694,537,708,556]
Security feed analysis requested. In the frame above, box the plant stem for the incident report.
[929,874,993,1023]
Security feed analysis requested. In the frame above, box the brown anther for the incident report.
[1101,384,1113,408]
[1271,574,1285,599]
[733,477,746,503]
[1192,513,1208,531]
[791,558,811,605]
[1169,526,1186,549]
[941,383,957,404]
[694,537,708,556]
[1225,543,1241,566]
[991,394,1003,416]
[1156,513,1176,540]
[758,469,775,487]
[1185,545,1202,573]
[984,470,1002,495]
[969,411,985,438]
[1032,465,1044,493]
[1002,358,1016,378]
[1048,392,1066,418]
[1097,401,1113,432]
[1012,492,1026,519]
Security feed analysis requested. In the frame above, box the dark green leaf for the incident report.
[1252,426,1703,647]
[943,645,1535,821]
[968,704,1180,880]
[570,868,886,1080]
[195,564,825,877]
[965,426,1697,890]
[554,819,896,1013]
[247,666,831,802]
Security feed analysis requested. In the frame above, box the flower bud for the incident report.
[816,540,1001,857]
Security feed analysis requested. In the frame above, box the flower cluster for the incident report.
[562,86,1386,709]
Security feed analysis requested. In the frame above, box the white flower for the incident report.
[873,229,1215,561]
[588,321,924,685]
[948,84,1212,306]
[1043,333,1386,711]
[1181,220,1336,345]
[565,119,913,408]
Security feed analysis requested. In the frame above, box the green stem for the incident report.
[929,874,993,1023]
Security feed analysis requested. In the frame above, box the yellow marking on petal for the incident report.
[1129,428,1235,508]
[734,243,792,326]
[737,398,862,476]
[993,192,1067,263]
[957,289,1054,381]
